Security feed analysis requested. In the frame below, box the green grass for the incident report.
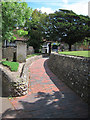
[2,61,19,71]
[0,58,6,62]
[2,58,6,61]
[27,53,41,59]
[59,51,90,57]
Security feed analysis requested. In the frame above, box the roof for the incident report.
[13,29,29,41]
[14,34,28,41]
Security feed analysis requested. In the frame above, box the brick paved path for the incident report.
[2,58,88,118]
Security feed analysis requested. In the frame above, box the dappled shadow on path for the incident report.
[2,59,88,119]
[44,59,88,116]
[44,59,87,100]
[44,59,75,94]
[2,90,88,119]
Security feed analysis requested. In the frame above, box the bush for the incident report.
[2,61,19,72]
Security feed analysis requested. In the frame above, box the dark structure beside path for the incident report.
[48,53,90,103]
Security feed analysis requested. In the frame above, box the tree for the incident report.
[44,9,90,51]
[27,9,47,53]
[2,1,33,42]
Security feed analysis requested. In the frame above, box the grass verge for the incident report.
[2,61,19,71]
[27,53,41,59]
[59,51,90,57]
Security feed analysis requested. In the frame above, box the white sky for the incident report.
[25,0,89,15]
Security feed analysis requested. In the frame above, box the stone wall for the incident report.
[21,55,43,92]
[1,67,27,97]
[17,41,27,62]
[0,55,42,97]
[2,42,27,62]
[2,47,16,61]
[27,46,34,55]
[48,53,90,103]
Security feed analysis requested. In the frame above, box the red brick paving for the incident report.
[2,58,88,118]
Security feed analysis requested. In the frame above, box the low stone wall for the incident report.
[1,67,27,97]
[21,55,43,92]
[27,46,34,55]
[48,53,89,103]
[2,47,16,61]
[0,55,42,97]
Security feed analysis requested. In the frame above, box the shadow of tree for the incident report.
[2,91,88,119]
[44,59,65,90]
[44,59,88,102]
[2,59,88,119]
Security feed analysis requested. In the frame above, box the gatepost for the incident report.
[16,41,27,62]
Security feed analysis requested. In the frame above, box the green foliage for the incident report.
[43,9,90,50]
[74,37,90,47]
[1,0,22,2]
[27,9,47,53]
[16,29,28,37]
[5,31,16,42]
[2,1,33,42]
[59,51,90,57]
[82,40,89,47]
[2,61,19,71]
[83,37,90,46]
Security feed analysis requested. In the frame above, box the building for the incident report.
[41,40,51,56]
[2,28,28,62]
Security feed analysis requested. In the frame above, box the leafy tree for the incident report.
[16,29,28,37]
[2,1,33,42]
[27,9,47,53]
[44,9,90,51]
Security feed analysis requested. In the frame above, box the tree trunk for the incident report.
[69,44,71,51]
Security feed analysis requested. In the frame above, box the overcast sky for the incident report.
[24,0,89,16]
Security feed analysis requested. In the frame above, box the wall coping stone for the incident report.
[52,53,90,60]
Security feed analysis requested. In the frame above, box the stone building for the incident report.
[2,30,28,62]
[42,40,51,56]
